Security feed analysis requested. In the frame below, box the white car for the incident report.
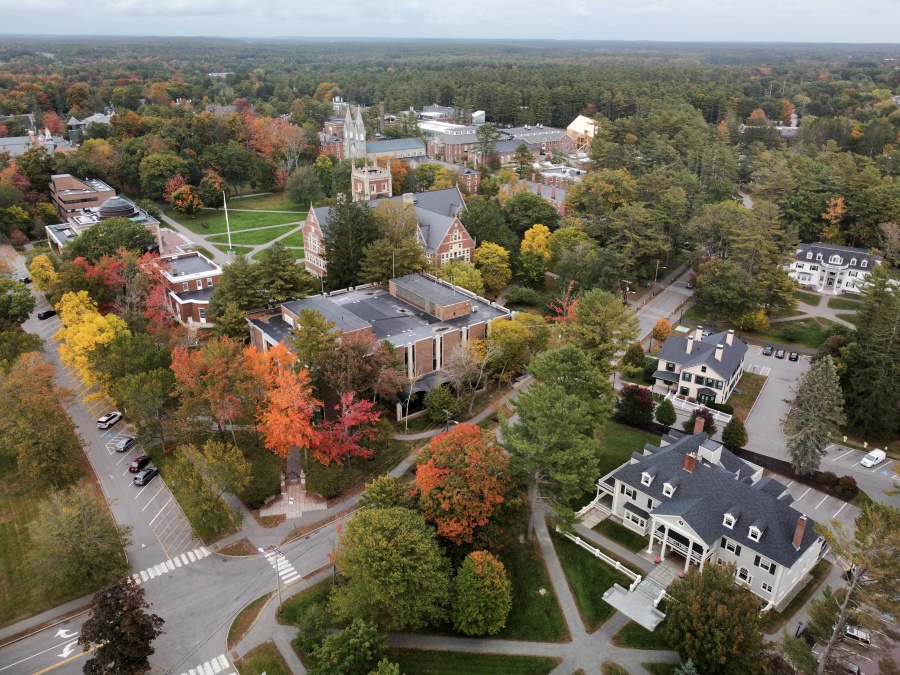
[97,411,123,429]
[860,449,886,468]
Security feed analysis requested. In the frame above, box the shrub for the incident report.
[424,384,460,424]
[616,384,654,427]
[622,342,647,371]
[834,475,858,495]
[655,399,677,428]
[708,402,734,415]
[238,447,283,509]
[721,417,748,450]
[643,357,659,384]
[504,286,542,307]
[780,322,805,342]
[9,229,29,248]
[815,471,838,488]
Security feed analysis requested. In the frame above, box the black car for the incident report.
[133,466,159,486]
[37,310,57,320]
[775,349,786,359]
[762,345,774,356]
[789,352,799,362]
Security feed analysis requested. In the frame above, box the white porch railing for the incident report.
[559,530,642,592]
[664,391,732,424]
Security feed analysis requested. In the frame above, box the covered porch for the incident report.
[646,520,714,573]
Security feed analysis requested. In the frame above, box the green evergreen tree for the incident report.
[721,416,749,449]
[323,200,381,290]
[785,355,845,475]
[451,551,512,636]
[654,398,677,428]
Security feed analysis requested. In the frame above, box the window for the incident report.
[665,362,676,372]
[680,386,690,396]
[663,483,675,497]
[198,308,206,321]
[713,380,723,390]
[196,280,203,291]
[701,366,707,373]
[682,372,692,382]
[620,484,636,499]
[749,526,762,542]
[806,252,813,259]
[641,472,654,487]
[850,258,857,266]
[625,512,645,528]
[738,567,751,584]
[796,263,804,269]
[861,260,868,268]
[182,282,189,292]
[761,582,773,593]
[810,265,818,271]
[722,538,742,556]
[206,277,213,288]
[816,253,823,260]
[723,514,735,529]
[754,555,777,574]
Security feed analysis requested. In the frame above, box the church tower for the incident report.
[351,162,392,202]
[344,105,367,161]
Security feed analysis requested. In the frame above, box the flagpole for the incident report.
[223,191,234,257]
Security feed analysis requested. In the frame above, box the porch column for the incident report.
[660,525,670,559]
[684,539,693,573]
[699,546,707,571]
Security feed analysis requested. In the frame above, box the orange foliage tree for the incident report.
[414,423,510,545]
[312,391,381,466]
[821,196,846,244]
[256,356,319,460]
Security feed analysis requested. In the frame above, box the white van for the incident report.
[843,625,872,645]
[860,449,886,468]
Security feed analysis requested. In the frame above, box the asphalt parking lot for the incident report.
[776,478,858,529]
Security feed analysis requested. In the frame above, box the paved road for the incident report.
[633,273,694,342]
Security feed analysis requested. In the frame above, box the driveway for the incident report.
[823,445,900,509]
[776,479,857,530]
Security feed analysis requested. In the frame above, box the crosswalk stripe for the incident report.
[166,560,175,571]
[180,553,190,565]
[200,546,210,557]
[205,662,215,675]
[147,567,156,579]
[282,572,300,583]
[155,563,167,576]
[211,659,222,674]
[140,570,149,581]
[216,655,230,669]
[188,550,197,562]
[174,556,182,567]
[188,669,197,675]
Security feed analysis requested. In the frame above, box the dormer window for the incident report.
[830,255,841,264]
[641,471,654,487]
[816,253,823,261]
[723,514,735,529]
[749,526,762,542]
[850,258,857,266]
[663,483,676,497]
[806,252,813,259]
[861,260,867,268]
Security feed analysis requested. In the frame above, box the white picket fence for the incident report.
[664,392,732,425]
[559,530,642,592]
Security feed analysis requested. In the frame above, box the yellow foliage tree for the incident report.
[521,224,552,260]
[473,242,512,293]
[28,254,58,294]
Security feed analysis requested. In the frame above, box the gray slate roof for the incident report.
[414,207,456,254]
[657,330,747,379]
[283,295,371,333]
[613,433,818,567]
[366,138,425,153]
[794,242,879,266]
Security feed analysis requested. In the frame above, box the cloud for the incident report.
[571,3,592,17]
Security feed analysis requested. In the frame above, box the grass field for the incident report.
[728,372,767,421]
[228,193,306,211]
[836,313,860,325]
[760,559,832,634]
[251,247,304,261]
[602,664,630,675]
[551,532,632,631]
[166,208,304,236]
[643,663,678,675]
[388,649,560,675]
[795,290,822,306]
[187,246,216,260]
[278,230,306,248]
[207,224,301,246]
[234,641,290,675]
[750,317,840,350]
[213,244,254,256]
[826,297,862,310]
[228,593,272,649]
[592,518,648,553]
[613,620,672,650]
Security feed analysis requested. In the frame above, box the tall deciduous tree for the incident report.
[78,578,164,675]
[473,242,512,293]
[256,355,319,460]
[502,345,612,537]
[288,308,342,373]
[436,260,485,296]
[664,563,766,675]
[693,258,761,321]
[65,217,157,263]
[330,507,451,631]
[0,277,35,328]
[111,368,177,449]
[569,289,640,376]
[652,318,672,347]
[310,618,386,675]
[27,484,131,588]
[313,392,381,466]
[415,424,509,545]
[318,331,405,402]
[452,551,512,636]
[784,355,845,475]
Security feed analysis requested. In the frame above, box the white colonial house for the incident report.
[789,242,880,294]
[583,429,827,610]
[652,327,747,405]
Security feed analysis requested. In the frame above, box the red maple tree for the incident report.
[414,423,510,546]
[312,392,381,466]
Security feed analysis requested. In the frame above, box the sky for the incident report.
[0,0,898,44]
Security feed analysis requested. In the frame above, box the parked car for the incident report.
[860,449,887,468]
[37,310,57,320]
[843,625,871,645]
[115,436,136,453]
[133,466,159,486]
[762,346,774,356]
[775,349,786,359]
[129,455,152,473]
[789,352,799,361]
[97,411,122,429]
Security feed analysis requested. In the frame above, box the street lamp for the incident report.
[258,546,284,607]
[654,260,667,290]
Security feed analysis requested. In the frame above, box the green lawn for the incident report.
[727,372,767,422]
[795,290,822,306]
[826,297,862,310]
[388,649,560,675]
[0,451,124,628]
[760,559,833,634]
[598,423,660,478]
[602,664,630,675]
[613,620,672,650]
[836,312,860,325]
[166,208,304,235]
[227,193,307,211]
[551,531,632,631]
[749,317,840,350]
[278,229,306,248]
[592,518,648,553]
[207,224,301,246]
[251,247,304,261]
[643,663,678,675]
[305,438,416,500]
[279,579,333,626]
[235,641,291,675]
[213,243,254,256]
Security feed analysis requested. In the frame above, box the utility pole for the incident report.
[654,260,667,291]
[223,191,234,257]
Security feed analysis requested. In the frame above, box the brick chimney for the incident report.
[551,185,557,200]
[683,452,697,473]
[693,415,706,435]
[537,183,542,196]
[726,329,734,346]
[793,515,808,550]
[531,172,536,182]
[695,325,703,341]
[686,335,694,354]
[715,344,724,361]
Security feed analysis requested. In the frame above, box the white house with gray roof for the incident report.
[652,326,747,405]
[585,430,826,609]
[789,242,880,294]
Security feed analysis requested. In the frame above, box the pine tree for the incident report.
[654,398,677,428]
[721,417,749,449]
[784,355,845,475]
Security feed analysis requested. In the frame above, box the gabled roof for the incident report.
[612,433,818,567]
[366,138,425,153]
[657,330,747,377]
[414,207,457,254]
[794,242,879,266]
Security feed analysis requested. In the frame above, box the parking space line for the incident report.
[872,461,892,473]
[141,486,166,511]
[149,499,172,526]
[785,481,794,489]
[797,487,811,501]
[851,460,862,468]
[814,495,828,509]
[834,502,848,519]
[831,450,854,462]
